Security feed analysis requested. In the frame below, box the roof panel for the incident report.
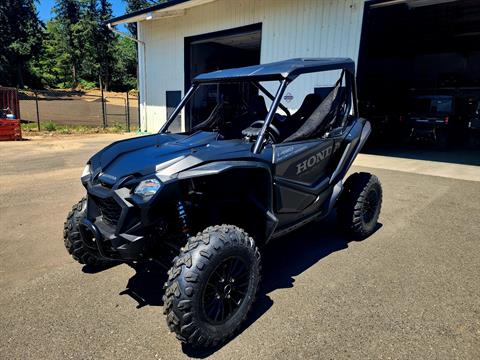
[193,58,355,83]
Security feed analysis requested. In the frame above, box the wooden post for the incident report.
[100,81,106,128]
[34,91,40,131]
[126,92,131,132]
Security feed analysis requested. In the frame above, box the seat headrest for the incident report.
[250,95,268,117]
[293,94,323,119]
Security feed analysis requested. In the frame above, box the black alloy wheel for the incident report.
[202,256,251,324]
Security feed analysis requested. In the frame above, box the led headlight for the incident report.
[134,178,162,199]
[81,164,92,178]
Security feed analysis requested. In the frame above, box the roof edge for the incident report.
[107,0,191,25]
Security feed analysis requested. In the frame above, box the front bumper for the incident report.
[83,183,148,260]
[80,171,182,261]
[79,217,146,260]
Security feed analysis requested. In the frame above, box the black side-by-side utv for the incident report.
[64,58,382,347]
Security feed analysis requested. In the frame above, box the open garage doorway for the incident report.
[358,0,480,162]
[184,24,262,129]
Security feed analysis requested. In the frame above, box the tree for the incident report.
[74,0,101,87]
[1,0,142,90]
[111,36,137,91]
[30,20,73,88]
[96,0,116,90]
[53,0,82,86]
[0,0,43,87]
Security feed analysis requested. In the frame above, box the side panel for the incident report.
[273,139,335,215]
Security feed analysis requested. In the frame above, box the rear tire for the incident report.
[467,131,480,149]
[337,172,382,239]
[63,197,113,267]
[163,225,261,347]
[435,129,449,149]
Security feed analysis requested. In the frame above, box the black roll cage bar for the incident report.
[160,71,359,154]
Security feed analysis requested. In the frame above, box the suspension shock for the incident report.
[176,201,190,238]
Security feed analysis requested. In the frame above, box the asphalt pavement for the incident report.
[0,134,479,359]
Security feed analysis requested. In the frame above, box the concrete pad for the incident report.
[355,153,480,182]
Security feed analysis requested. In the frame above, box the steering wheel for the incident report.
[249,120,281,143]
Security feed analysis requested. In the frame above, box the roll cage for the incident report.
[160,58,360,154]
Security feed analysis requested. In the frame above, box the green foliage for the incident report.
[111,37,137,91]
[30,20,74,88]
[0,0,44,87]
[78,79,97,90]
[44,120,58,131]
[1,0,139,92]
[22,122,130,134]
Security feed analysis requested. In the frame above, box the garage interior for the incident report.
[357,0,480,151]
[184,24,262,129]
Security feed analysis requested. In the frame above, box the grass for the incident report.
[22,121,138,135]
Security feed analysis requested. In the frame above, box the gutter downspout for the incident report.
[107,23,148,132]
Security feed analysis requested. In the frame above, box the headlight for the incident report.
[134,178,162,199]
[81,164,92,178]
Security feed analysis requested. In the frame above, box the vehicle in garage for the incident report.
[405,94,455,148]
[63,58,382,347]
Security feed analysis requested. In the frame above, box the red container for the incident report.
[0,119,22,141]
[0,87,20,119]
[0,87,22,140]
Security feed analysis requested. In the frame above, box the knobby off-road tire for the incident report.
[63,197,112,267]
[163,225,261,347]
[467,131,480,149]
[337,172,383,240]
[435,129,449,150]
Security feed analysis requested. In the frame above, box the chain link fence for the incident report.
[18,89,139,131]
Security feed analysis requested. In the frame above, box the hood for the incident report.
[89,131,253,185]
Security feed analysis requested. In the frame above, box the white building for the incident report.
[108,0,480,134]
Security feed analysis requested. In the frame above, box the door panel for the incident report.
[273,139,334,186]
[272,139,335,214]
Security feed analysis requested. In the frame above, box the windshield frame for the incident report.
[160,71,358,154]
[159,79,288,154]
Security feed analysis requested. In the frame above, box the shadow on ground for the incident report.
[364,143,480,166]
[113,216,380,357]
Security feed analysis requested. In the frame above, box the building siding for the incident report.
[138,0,365,132]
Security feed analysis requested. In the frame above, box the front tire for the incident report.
[337,172,383,239]
[63,197,113,267]
[163,225,261,347]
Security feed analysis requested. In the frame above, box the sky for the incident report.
[37,0,127,23]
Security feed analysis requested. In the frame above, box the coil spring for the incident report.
[176,201,190,237]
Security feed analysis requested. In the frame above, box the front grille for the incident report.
[91,195,122,225]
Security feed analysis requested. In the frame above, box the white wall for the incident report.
[138,0,365,132]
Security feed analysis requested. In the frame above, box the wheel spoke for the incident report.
[226,296,234,314]
[232,288,247,297]
[220,300,225,321]
[229,258,240,277]
[206,299,219,317]
[214,301,224,322]
[234,269,249,280]
[235,279,250,288]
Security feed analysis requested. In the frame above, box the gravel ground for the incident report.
[0,134,479,359]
